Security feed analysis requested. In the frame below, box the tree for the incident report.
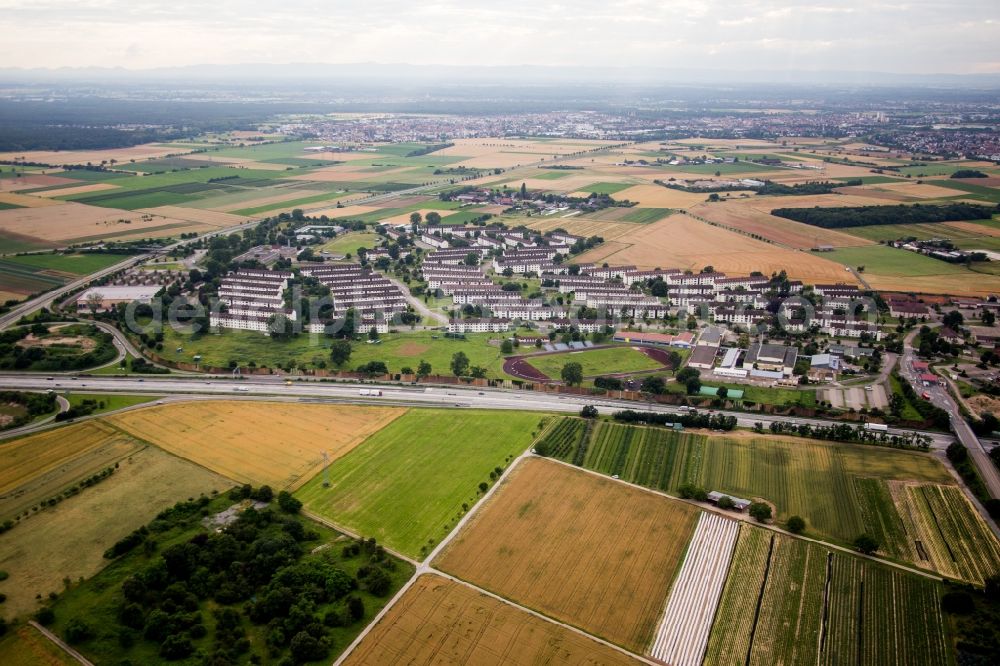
[368,326,380,342]
[417,360,432,378]
[941,591,975,615]
[85,291,103,314]
[520,182,528,199]
[716,495,736,510]
[425,211,442,225]
[500,339,514,354]
[717,386,728,400]
[267,313,294,341]
[786,515,806,534]
[561,362,583,386]
[641,376,666,394]
[580,405,598,418]
[983,309,996,327]
[853,533,879,555]
[451,351,470,377]
[409,212,422,225]
[329,339,352,367]
[277,491,302,514]
[290,631,329,662]
[64,618,93,644]
[749,502,772,523]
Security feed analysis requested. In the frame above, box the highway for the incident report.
[0,373,955,449]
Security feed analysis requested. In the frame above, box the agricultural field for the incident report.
[106,400,405,489]
[519,345,664,379]
[344,574,642,666]
[0,445,228,617]
[0,252,133,275]
[560,422,953,549]
[534,416,590,459]
[650,512,739,666]
[0,420,143,521]
[297,409,541,559]
[574,212,855,285]
[435,457,698,653]
[825,244,1000,296]
[0,625,77,665]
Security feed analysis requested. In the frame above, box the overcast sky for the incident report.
[1,0,997,74]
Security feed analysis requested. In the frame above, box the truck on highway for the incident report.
[864,423,889,432]
[359,388,383,397]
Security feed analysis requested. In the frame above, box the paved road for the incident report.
[0,373,955,449]
[900,326,1000,498]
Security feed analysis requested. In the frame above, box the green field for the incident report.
[929,179,1000,204]
[558,422,952,547]
[825,245,971,276]
[0,201,25,210]
[65,393,160,416]
[895,163,984,177]
[665,379,816,407]
[621,207,673,223]
[296,409,542,559]
[319,231,381,256]
[157,326,512,376]
[531,169,573,180]
[833,175,905,185]
[2,252,133,276]
[577,181,632,194]
[522,345,662,379]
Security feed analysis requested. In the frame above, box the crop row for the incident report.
[852,477,911,560]
[649,512,739,666]
[702,524,773,665]
[583,421,637,476]
[535,417,586,459]
[919,484,1000,585]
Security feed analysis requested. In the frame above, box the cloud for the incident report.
[0,0,996,73]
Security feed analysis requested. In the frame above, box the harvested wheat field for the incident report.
[307,204,379,218]
[0,192,62,208]
[525,216,636,240]
[105,400,405,489]
[210,188,328,213]
[575,213,856,284]
[0,446,228,617]
[0,174,79,192]
[688,200,873,248]
[874,181,970,199]
[615,184,725,209]
[435,457,698,653]
[0,202,202,244]
[137,205,252,227]
[0,420,143,521]
[344,574,642,666]
[0,143,187,166]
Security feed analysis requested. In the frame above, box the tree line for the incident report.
[772,203,999,229]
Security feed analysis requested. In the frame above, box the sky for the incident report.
[0,0,998,74]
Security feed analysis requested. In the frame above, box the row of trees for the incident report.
[772,202,999,229]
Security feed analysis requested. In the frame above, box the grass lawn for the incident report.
[157,326,512,377]
[296,409,544,559]
[825,245,970,276]
[319,231,382,256]
[889,373,923,420]
[522,345,663,379]
[664,379,816,407]
[2,252,133,276]
[65,392,160,415]
[895,164,979,177]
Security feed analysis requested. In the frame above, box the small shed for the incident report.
[707,491,751,512]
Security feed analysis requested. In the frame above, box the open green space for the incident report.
[621,207,673,223]
[65,393,160,416]
[40,492,412,665]
[0,201,24,210]
[558,421,951,547]
[521,345,662,379]
[833,175,905,184]
[296,409,542,558]
[578,182,632,194]
[319,232,381,256]
[896,163,982,177]
[663,378,815,407]
[825,244,971,276]
[531,169,573,180]
[2,252,133,276]
[157,327,512,377]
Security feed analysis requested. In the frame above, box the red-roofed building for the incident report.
[919,373,939,385]
[912,360,930,372]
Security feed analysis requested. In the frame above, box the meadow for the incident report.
[0,625,77,665]
[64,393,159,416]
[435,457,698,653]
[344,575,642,665]
[297,409,541,559]
[319,231,382,256]
[1,252,133,275]
[107,401,405,490]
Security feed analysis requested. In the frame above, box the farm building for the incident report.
[706,491,751,512]
[76,284,161,312]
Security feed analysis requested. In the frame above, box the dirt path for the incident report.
[28,621,94,666]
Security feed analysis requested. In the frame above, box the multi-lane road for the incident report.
[0,373,956,449]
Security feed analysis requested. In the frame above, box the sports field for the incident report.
[106,401,404,489]
[297,409,541,559]
[521,345,663,379]
[344,574,642,665]
[435,457,698,653]
[0,445,227,617]
[319,231,382,256]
